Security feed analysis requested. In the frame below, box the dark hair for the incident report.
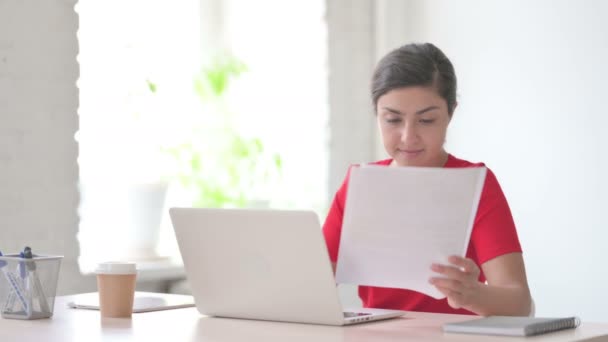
[371,43,457,116]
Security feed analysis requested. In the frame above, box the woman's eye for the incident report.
[386,118,401,124]
[419,119,435,124]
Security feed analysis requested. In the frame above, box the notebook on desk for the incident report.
[67,292,195,313]
[443,316,581,337]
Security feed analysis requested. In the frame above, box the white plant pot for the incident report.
[78,181,168,268]
[122,182,168,259]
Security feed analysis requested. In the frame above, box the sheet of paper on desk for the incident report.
[335,165,487,299]
[67,292,195,313]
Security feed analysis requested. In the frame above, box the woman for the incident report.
[322,43,532,316]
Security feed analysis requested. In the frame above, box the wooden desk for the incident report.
[0,293,607,342]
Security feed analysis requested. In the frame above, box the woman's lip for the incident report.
[398,149,424,154]
[397,149,424,159]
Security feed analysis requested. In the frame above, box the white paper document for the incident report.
[67,292,195,313]
[335,165,487,299]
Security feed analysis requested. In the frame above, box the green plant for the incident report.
[163,55,282,207]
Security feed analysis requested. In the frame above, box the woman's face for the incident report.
[376,86,452,167]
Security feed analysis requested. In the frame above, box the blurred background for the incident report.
[1,0,607,321]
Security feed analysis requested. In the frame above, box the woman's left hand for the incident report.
[429,256,482,310]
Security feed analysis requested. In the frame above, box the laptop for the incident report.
[169,207,405,326]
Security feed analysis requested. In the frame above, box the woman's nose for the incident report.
[400,121,420,144]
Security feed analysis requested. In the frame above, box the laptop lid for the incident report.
[170,208,347,325]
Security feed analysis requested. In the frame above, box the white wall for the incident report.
[376,0,608,321]
[0,0,95,294]
[327,0,377,200]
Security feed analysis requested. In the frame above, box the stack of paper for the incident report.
[335,165,486,299]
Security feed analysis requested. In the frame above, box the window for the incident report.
[76,0,328,272]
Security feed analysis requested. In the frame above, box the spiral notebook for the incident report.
[443,316,580,337]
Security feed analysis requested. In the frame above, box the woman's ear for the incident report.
[449,102,458,122]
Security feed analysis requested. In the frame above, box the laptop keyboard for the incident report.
[343,312,372,318]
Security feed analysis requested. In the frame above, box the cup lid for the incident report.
[95,262,137,275]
